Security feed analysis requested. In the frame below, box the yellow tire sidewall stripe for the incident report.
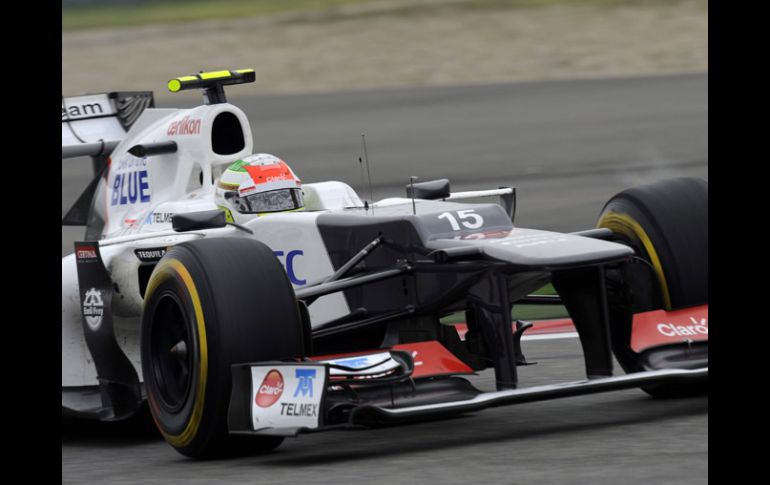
[597,211,672,310]
[145,258,208,448]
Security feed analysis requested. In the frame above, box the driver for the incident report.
[215,153,304,224]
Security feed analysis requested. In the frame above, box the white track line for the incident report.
[522,332,579,341]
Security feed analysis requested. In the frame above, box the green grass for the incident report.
[62,0,380,30]
[512,303,568,320]
[532,284,556,295]
[457,0,666,7]
[440,304,568,324]
[62,0,678,31]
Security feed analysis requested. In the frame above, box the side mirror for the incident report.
[172,210,226,232]
[405,178,451,200]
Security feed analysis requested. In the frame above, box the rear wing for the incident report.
[62,91,154,162]
[62,91,154,227]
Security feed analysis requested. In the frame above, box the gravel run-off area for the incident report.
[62,0,707,98]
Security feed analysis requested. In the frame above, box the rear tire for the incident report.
[141,237,305,458]
[598,178,707,397]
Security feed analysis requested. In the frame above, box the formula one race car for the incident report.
[62,69,708,458]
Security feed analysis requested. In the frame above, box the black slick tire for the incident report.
[597,177,708,397]
[141,237,305,458]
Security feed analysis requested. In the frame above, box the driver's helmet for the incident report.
[215,153,304,224]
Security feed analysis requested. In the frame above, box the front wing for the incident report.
[228,344,707,437]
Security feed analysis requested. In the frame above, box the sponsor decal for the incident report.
[255,369,284,408]
[251,365,325,430]
[333,357,371,369]
[657,317,708,337]
[134,247,168,263]
[114,155,147,171]
[292,369,316,398]
[273,250,306,285]
[62,102,104,120]
[244,161,293,184]
[62,95,114,121]
[227,159,249,173]
[320,352,402,378]
[145,212,174,225]
[76,246,98,260]
[630,305,708,352]
[167,116,201,136]
[112,170,151,206]
[82,288,105,331]
[280,402,318,417]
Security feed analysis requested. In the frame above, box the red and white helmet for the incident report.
[215,153,304,223]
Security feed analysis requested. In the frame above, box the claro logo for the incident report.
[255,369,284,408]
[657,317,708,337]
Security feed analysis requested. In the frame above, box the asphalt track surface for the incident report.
[61,73,708,484]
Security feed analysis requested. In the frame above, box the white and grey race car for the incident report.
[62,69,708,458]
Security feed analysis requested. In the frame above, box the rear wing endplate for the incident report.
[62,91,154,162]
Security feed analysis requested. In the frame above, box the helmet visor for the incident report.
[233,188,304,214]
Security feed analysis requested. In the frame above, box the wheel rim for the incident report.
[150,291,194,413]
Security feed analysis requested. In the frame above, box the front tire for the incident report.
[141,238,305,458]
[598,177,707,311]
[598,177,708,397]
